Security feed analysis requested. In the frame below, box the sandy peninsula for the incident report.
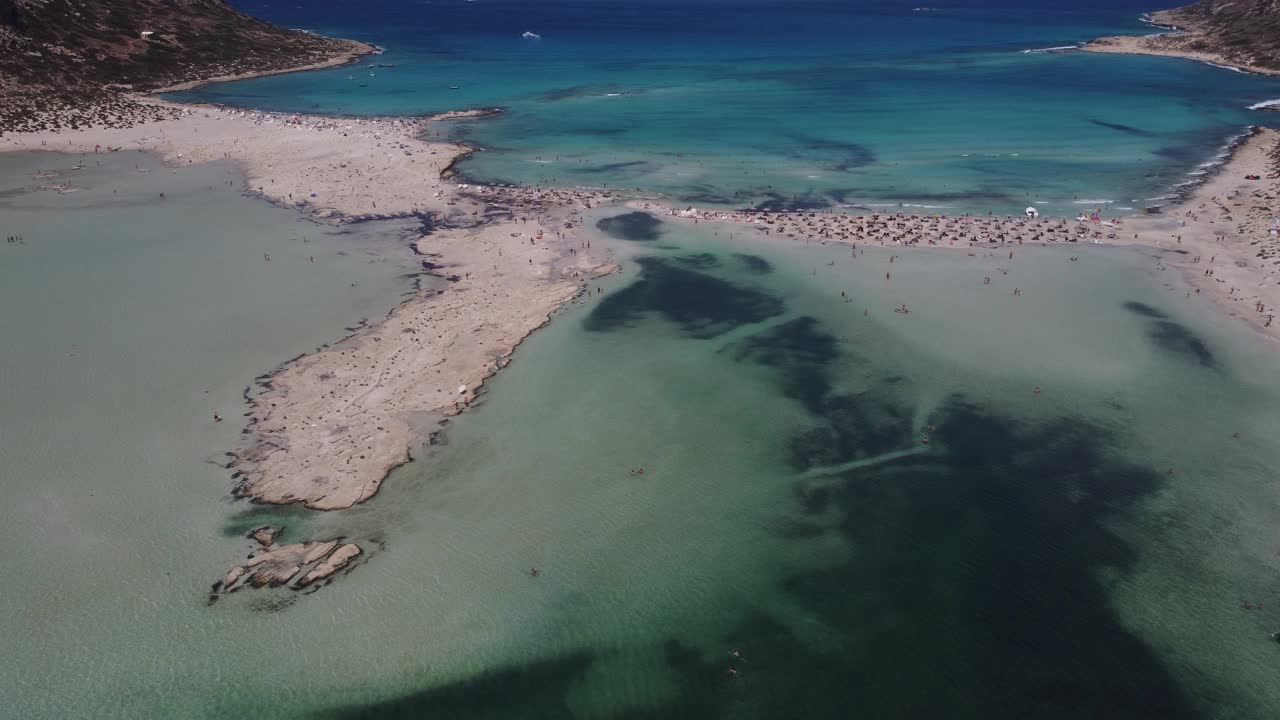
[5,101,618,512]
[2,96,619,593]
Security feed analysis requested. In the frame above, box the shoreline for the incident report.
[148,39,379,94]
[1082,9,1280,78]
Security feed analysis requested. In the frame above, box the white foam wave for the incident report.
[1139,14,1180,32]
[1022,45,1078,54]
[1247,99,1280,110]
[1204,61,1250,74]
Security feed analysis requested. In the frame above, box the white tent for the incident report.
[1025,206,1040,218]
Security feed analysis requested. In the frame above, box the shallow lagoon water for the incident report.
[0,151,423,716]
[293,215,1280,718]
[5,160,1279,716]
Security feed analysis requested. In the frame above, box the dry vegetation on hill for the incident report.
[1157,0,1280,72]
[0,0,368,133]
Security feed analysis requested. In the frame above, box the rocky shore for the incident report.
[0,0,376,134]
[1084,2,1280,77]
[211,526,363,599]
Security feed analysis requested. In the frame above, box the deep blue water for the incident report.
[177,0,1280,214]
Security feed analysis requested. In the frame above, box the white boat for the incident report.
[522,31,541,39]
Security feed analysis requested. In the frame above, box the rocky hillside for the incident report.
[0,0,369,132]
[1158,0,1280,72]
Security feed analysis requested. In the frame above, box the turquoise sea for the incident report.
[4,1,1280,718]
[174,0,1280,214]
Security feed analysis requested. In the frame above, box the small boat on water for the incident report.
[522,31,541,39]
[449,85,460,90]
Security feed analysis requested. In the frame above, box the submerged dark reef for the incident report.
[595,211,665,242]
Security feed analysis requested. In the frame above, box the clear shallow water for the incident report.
[0,151,423,717]
[5,165,1280,716]
[172,0,1280,213]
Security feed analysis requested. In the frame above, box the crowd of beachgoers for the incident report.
[650,206,1130,247]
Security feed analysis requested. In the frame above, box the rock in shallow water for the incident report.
[249,525,280,547]
[215,538,362,596]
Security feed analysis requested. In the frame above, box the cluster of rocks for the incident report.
[209,526,362,601]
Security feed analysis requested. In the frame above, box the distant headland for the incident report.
[1085,1,1280,77]
[0,0,374,133]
